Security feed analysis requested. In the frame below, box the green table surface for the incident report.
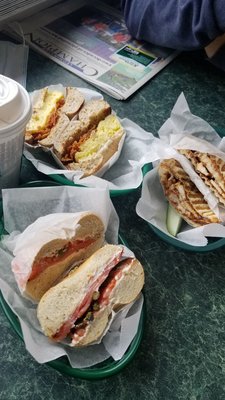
[1,36,225,400]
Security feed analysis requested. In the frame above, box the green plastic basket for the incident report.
[147,126,225,252]
[0,290,145,379]
[50,164,151,197]
[0,181,145,379]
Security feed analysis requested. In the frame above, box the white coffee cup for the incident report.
[0,75,32,193]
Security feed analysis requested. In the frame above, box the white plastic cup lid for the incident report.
[0,74,32,132]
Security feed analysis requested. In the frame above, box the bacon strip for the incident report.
[26,97,65,142]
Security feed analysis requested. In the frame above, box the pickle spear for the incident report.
[166,203,182,236]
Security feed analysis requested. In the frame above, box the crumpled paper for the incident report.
[24,86,154,191]
[0,185,143,367]
[136,92,225,247]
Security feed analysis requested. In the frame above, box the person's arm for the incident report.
[204,32,225,72]
[205,32,225,58]
[121,0,225,50]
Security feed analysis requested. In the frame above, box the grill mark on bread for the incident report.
[179,149,225,206]
[159,158,220,227]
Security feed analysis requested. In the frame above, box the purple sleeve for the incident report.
[121,0,225,50]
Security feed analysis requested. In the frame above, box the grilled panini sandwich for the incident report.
[158,158,220,227]
[179,150,225,206]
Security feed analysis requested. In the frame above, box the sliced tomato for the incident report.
[99,258,132,306]
[29,237,95,281]
[70,258,133,344]
[52,250,123,341]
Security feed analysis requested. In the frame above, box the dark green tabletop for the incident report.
[1,43,225,400]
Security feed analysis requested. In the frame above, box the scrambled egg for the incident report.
[75,114,122,161]
[26,90,64,132]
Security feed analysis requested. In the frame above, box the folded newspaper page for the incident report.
[6,0,178,100]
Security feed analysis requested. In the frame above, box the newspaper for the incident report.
[6,0,178,100]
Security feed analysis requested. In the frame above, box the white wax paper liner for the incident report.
[24,85,155,190]
[136,92,225,246]
[0,185,144,367]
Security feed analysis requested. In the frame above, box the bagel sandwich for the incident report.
[52,99,112,160]
[42,99,125,177]
[25,85,125,177]
[37,244,144,347]
[11,212,105,302]
[25,86,85,145]
[66,114,125,177]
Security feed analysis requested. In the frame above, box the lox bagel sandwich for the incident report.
[37,244,145,347]
[11,212,105,302]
